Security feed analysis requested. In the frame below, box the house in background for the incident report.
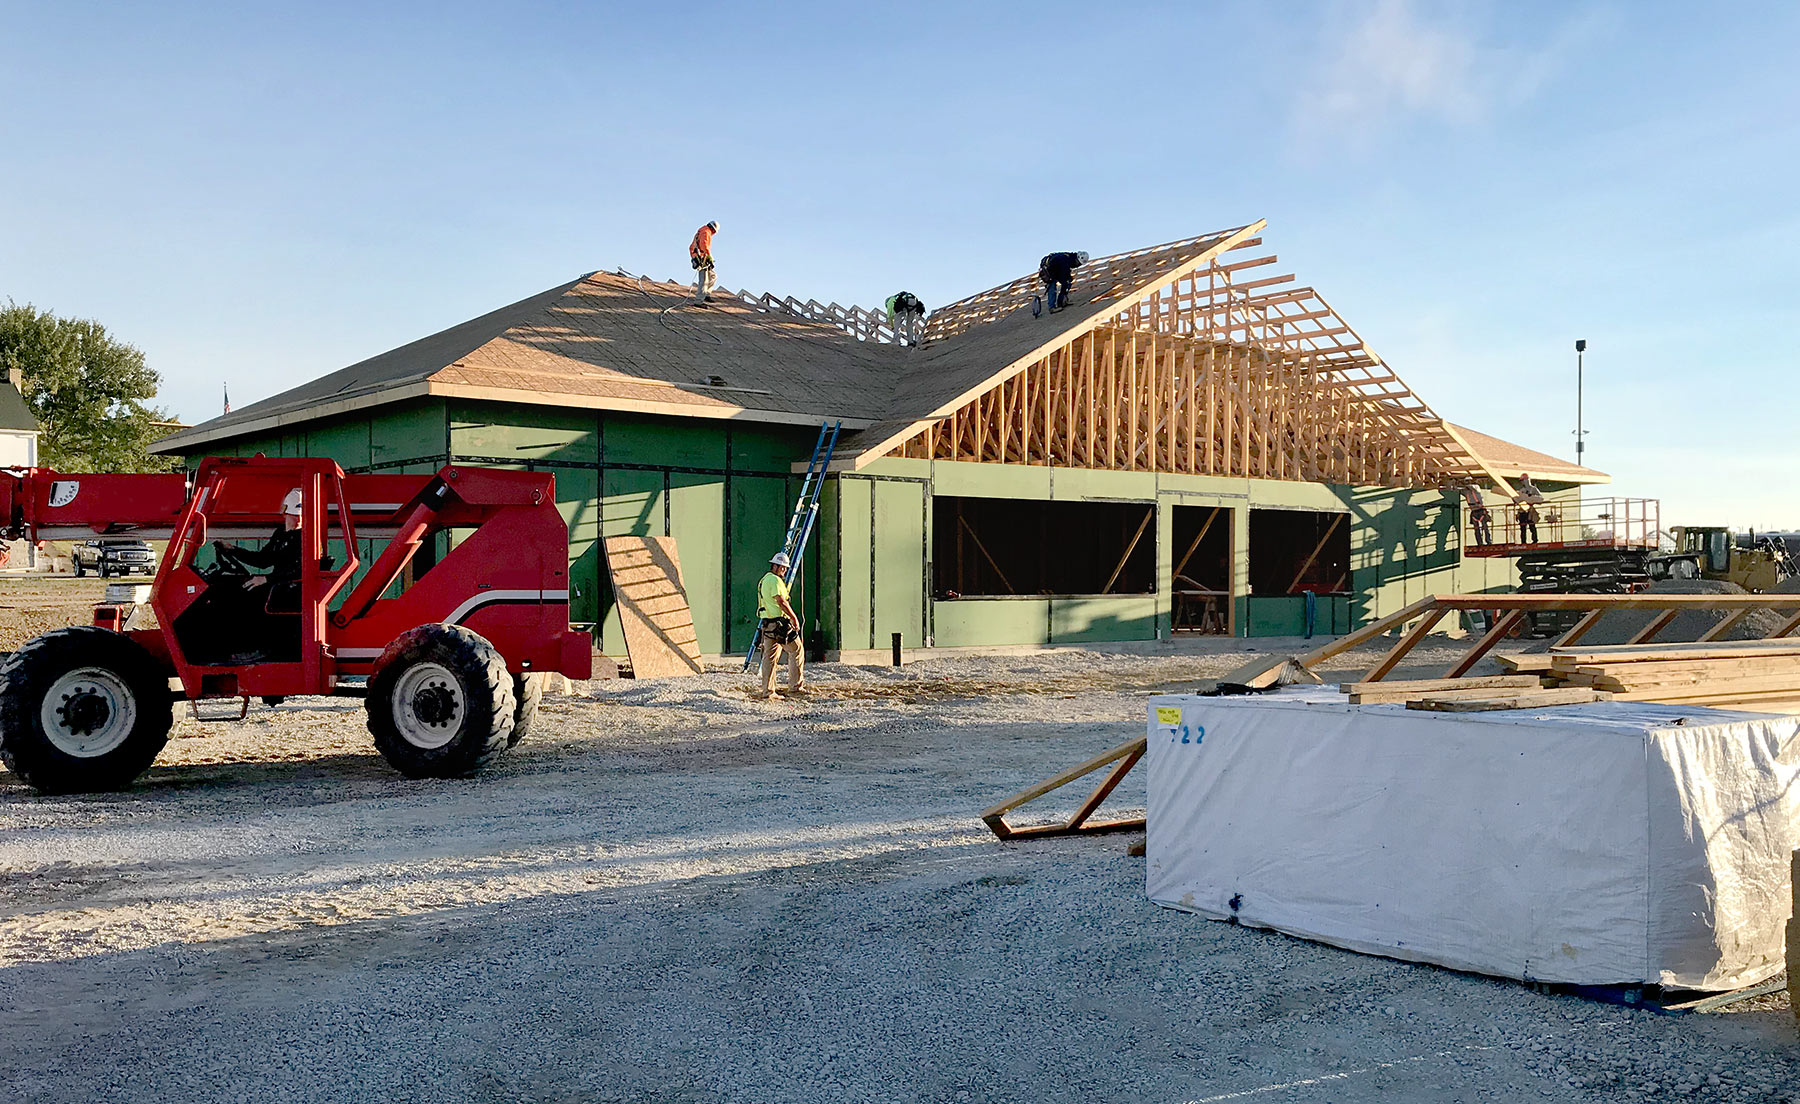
[154,219,1607,657]
[0,367,41,569]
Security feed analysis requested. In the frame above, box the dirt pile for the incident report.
[1583,579,1789,645]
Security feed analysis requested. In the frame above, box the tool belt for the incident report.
[691,254,713,271]
[759,616,796,644]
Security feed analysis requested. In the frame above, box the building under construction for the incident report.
[155,219,1605,658]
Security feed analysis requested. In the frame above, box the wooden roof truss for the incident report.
[730,289,899,346]
[889,238,1514,492]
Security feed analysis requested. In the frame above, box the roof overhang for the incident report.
[154,379,875,455]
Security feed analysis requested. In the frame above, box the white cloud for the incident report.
[1292,1,1605,150]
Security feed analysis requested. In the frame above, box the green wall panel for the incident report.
[931,462,1051,500]
[606,418,726,470]
[726,474,792,652]
[1048,467,1158,501]
[452,402,597,466]
[305,419,372,470]
[933,600,1050,648]
[548,466,601,631]
[835,477,873,650]
[1050,596,1157,643]
[602,469,666,538]
[1243,595,1352,638]
[370,402,447,466]
[872,479,926,650]
[728,424,815,474]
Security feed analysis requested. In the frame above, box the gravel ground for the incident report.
[0,643,1795,1103]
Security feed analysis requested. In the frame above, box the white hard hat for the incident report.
[1077,251,1090,264]
[769,552,791,568]
[281,488,303,515]
[708,220,719,231]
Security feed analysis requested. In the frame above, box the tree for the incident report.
[0,302,177,472]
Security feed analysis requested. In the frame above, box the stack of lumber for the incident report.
[1339,675,1610,712]
[1542,639,1800,710]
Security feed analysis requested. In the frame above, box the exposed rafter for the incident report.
[881,230,1517,493]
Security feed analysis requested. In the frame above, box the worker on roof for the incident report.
[1037,251,1089,315]
[1460,483,1493,546]
[1514,474,1544,544]
[754,551,806,700]
[690,220,719,304]
[885,291,925,347]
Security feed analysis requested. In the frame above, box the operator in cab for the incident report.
[224,487,303,591]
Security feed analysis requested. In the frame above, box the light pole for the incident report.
[1574,339,1588,464]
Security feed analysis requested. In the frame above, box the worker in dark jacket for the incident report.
[227,488,303,587]
[1038,251,1090,314]
[885,291,925,346]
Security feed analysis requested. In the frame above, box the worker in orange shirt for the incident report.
[690,220,719,303]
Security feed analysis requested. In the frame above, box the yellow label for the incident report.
[1155,706,1183,725]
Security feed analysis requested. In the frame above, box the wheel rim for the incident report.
[391,662,465,750]
[39,668,138,758]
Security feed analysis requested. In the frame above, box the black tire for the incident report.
[0,627,174,794]
[98,562,110,579]
[366,624,515,779]
[73,557,85,578]
[508,673,543,748]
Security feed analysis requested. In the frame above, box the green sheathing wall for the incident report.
[831,460,930,652]
[445,403,816,658]
[855,457,1535,644]
[183,400,450,474]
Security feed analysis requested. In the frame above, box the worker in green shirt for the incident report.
[755,551,805,699]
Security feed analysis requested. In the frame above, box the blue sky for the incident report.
[4,1,1797,525]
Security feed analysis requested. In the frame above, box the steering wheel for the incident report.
[211,542,254,575]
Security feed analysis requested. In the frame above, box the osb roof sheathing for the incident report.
[156,221,1603,488]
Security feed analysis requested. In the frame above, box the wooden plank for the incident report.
[1624,609,1682,646]
[1341,674,1541,696]
[1362,607,1449,683]
[1567,656,1800,680]
[1444,608,1528,679]
[1100,509,1154,595]
[1697,607,1754,643]
[601,536,704,679]
[1551,609,1606,650]
[1172,507,1222,580]
[1550,639,1800,664]
[1589,671,1800,695]
[980,737,1149,840]
[1407,688,1611,712]
[1494,653,1555,674]
[1285,514,1344,594]
[1295,595,1439,669]
[1353,684,1548,705]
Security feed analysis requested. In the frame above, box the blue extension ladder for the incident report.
[742,420,841,670]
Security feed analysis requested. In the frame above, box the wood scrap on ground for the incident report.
[601,536,703,679]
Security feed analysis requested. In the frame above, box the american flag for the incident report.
[223,384,231,414]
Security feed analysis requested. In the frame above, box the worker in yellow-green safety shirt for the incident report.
[756,551,806,699]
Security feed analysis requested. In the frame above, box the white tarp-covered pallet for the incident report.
[1145,688,1800,989]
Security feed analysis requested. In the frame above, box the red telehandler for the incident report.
[0,456,591,794]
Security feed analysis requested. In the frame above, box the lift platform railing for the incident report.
[1465,495,1660,555]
